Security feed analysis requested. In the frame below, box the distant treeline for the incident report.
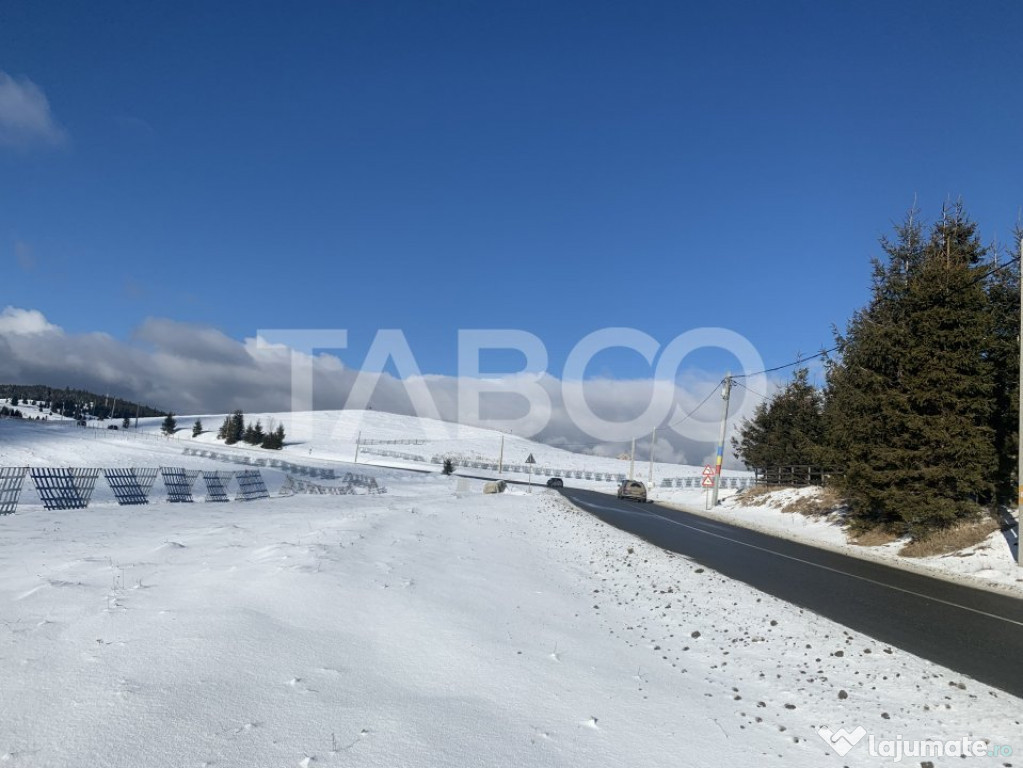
[0,384,167,421]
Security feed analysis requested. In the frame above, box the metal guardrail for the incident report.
[430,454,627,483]
[659,476,755,490]
[360,448,427,462]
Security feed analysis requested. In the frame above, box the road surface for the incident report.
[561,487,1023,699]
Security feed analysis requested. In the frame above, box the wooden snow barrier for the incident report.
[0,467,28,515]
[29,468,87,510]
[133,467,160,497]
[202,470,233,502]
[0,466,274,512]
[103,468,152,506]
[70,468,102,506]
[234,470,270,501]
[160,467,196,503]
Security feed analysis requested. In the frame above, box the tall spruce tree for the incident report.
[826,203,995,536]
[985,227,1021,505]
[161,413,177,435]
[732,368,825,470]
[225,410,245,445]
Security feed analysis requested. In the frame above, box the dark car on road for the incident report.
[546,477,564,489]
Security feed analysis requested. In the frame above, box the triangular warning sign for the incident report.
[525,453,536,464]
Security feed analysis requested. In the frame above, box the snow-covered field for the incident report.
[1,414,1020,766]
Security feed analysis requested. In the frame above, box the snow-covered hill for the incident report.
[0,406,751,493]
[1,417,1018,767]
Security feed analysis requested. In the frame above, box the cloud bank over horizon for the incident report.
[0,306,774,468]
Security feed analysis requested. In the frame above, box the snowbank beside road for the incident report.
[654,485,1023,598]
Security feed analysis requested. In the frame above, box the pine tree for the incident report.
[217,416,231,440]
[192,419,203,437]
[985,227,1021,505]
[732,368,825,471]
[161,413,177,435]
[442,458,455,475]
[826,203,995,536]
[225,410,245,445]
[122,416,131,428]
[261,424,286,450]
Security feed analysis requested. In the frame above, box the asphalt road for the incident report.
[561,487,1023,700]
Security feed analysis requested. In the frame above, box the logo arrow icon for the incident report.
[817,725,867,757]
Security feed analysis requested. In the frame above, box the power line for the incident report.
[734,253,1021,381]
[732,378,770,401]
[968,253,1021,288]
[667,378,725,429]
[733,345,839,380]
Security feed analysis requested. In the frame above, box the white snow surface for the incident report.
[1,414,1020,766]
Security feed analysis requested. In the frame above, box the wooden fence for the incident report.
[754,466,843,487]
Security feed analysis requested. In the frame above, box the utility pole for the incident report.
[133,402,140,429]
[498,434,504,475]
[648,428,656,486]
[1018,237,1022,567]
[354,430,361,464]
[629,438,635,481]
[710,374,733,508]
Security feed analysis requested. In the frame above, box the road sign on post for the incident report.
[526,453,536,493]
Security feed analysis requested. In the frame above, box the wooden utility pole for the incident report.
[710,374,733,508]
[648,428,656,487]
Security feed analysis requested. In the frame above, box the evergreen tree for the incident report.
[826,203,995,536]
[442,458,455,475]
[192,419,203,437]
[732,368,825,470]
[225,410,245,445]
[261,424,286,449]
[985,226,1021,505]
[217,415,231,440]
[122,416,131,428]
[161,413,177,435]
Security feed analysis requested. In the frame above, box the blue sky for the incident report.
[3,0,1023,389]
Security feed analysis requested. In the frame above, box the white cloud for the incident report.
[0,307,769,468]
[0,306,59,335]
[0,72,68,149]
